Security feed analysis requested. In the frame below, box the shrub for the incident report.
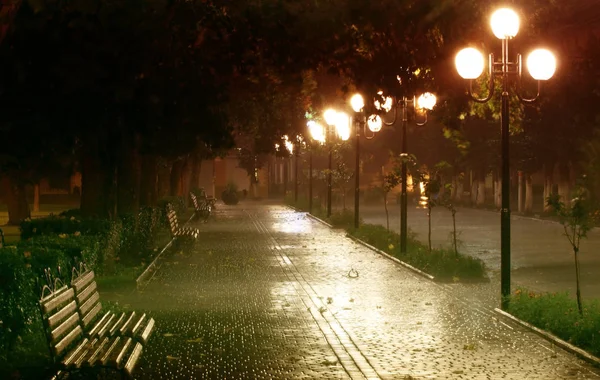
[509,289,600,356]
[221,182,239,205]
[0,247,37,358]
[156,196,186,216]
[20,215,112,240]
[347,223,486,281]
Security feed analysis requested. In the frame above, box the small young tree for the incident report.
[422,161,452,252]
[333,159,354,210]
[547,187,598,316]
[382,169,401,230]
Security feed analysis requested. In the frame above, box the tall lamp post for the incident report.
[350,94,365,229]
[366,91,436,253]
[323,110,350,217]
[307,120,326,214]
[455,7,556,309]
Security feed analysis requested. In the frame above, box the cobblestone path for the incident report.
[129,203,600,379]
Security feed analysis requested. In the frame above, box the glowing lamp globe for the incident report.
[367,115,382,132]
[350,94,365,112]
[324,109,337,126]
[527,49,556,80]
[491,8,519,39]
[455,48,485,79]
[335,112,351,141]
[417,92,437,110]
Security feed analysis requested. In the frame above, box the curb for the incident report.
[135,212,196,289]
[284,205,335,228]
[494,308,600,367]
[305,213,334,228]
[287,204,435,281]
[346,234,436,281]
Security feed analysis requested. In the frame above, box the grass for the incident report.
[347,224,486,281]
[508,288,600,357]
[285,197,487,281]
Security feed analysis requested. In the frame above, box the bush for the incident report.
[20,215,112,240]
[509,289,600,356]
[347,223,486,281]
[0,247,37,363]
[221,182,239,205]
[156,196,186,216]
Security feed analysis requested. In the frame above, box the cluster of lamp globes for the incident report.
[308,8,555,143]
[455,8,557,81]
[308,91,437,142]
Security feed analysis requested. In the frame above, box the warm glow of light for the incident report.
[527,49,556,80]
[324,109,338,126]
[417,92,437,110]
[490,8,519,39]
[367,115,382,132]
[455,48,485,79]
[283,135,294,153]
[335,112,351,141]
[307,120,326,143]
[374,93,393,112]
[350,93,365,112]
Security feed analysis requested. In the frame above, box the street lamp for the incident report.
[307,121,326,214]
[368,90,436,253]
[323,109,350,217]
[350,94,365,229]
[455,7,556,310]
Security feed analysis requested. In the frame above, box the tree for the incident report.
[546,187,597,316]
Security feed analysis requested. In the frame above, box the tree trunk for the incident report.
[190,155,201,191]
[454,174,463,203]
[180,156,193,206]
[140,155,158,207]
[157,159,171,199]
[81,136,115,219]
[517,171,523,213]
[543,163,554,212]
[170,159,184,197]
[33,182,40,213]
[574,246,583,316]
[558,162,571,207]
[1,176,30,225]
[525,174,533,214]
[116,136,141,216]
[475,171,486,206]
[471,178,478,205]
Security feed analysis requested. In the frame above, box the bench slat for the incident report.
[61,337,89,367]
[100,336,122,366]
[76,280,97,305]
[119,312,137,335]
[88,311,112,338]
[54,324,83,356]
[42,288,75,315]
[48,300,77,330]
[115,337,133,368]
[51,313,80,343]
[140,318,155,344]
[131,313,146,336]
[82,302,102,328]
[124,342,143,377]
[80,292,100,318]
[72,271,95,293]
[86,337,110,366]
[109,313,127,337]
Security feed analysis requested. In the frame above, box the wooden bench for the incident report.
[190,192,212,220]
[166,203,199,239]
[70,266,155,345]
[39,277,143,378]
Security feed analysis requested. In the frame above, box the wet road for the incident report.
[360,204,600,299]
[126,203,600,379]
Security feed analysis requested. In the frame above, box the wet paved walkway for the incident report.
[128,202,600,379]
